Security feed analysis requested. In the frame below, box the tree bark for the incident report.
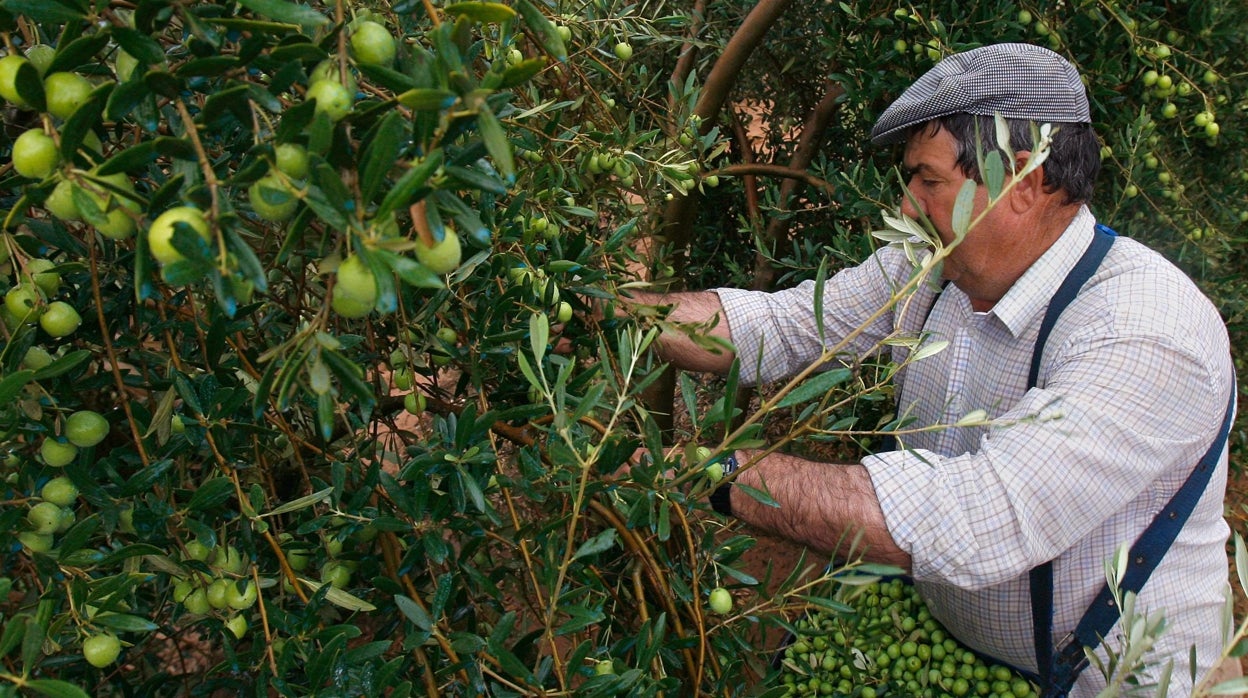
[646,0,799,436]
[753,79,845,291]
[657,0,802,268]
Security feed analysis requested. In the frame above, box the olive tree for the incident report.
[0,0,1244,695]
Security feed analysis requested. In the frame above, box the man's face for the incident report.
[898,125,1021,311]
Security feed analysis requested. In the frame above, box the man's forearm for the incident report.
[619,290,737,374]
[730,449,912,569]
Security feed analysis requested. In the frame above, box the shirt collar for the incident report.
[988,205,1096,338]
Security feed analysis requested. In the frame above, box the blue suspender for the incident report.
[1027,224,1237,696]
[1027,223,1118,692]
[1024,224,1118,389]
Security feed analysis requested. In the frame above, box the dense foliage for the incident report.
[1,0,1245,695]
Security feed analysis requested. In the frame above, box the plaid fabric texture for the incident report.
[716,207,1234,696]
[871,43,1092,145]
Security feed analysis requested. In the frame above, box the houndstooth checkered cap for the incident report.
[870,43,1091,145]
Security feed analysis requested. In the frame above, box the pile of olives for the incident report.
[774,578,1038,698]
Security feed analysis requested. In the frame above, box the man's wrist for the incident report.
[709,454,739,517]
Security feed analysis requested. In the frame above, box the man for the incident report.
[627,44,1235,696]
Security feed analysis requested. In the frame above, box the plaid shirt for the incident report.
[717,207,1234,696]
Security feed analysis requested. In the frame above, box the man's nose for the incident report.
[899,189,921,219]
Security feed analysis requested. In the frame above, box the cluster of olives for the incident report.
[332,218,462,320]
[584,150,636,186]
[171,542,257,640]
[506,264,567,316]
[18,468,140,671]
[18,475,80,554]
[0,48,145,240]
[2,256,81,338]
[37,409,108,470]
[2,12,464,321]
[248,142,309,224]
[775,578,1037,698]
[14,409,113,558]
[1139,68,1221,139]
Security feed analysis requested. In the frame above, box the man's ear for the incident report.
[1008,151,1044,213]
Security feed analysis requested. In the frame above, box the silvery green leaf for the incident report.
[572,529,617,559]
[314,332,341,350]
[234,0,329,31]
[773,368,853,409]
[871,228,916,243]
[984,151,1005,201]
[514,0,568,62]
[851,647,870,670]
[881,210,928,238]
[898,181,925,220]
[1113,544,1129,587]
[395,594,433,631]
[516,352,541,392]
[262,487,334,518]
[994,113,1012,170]
[910,340,949,362]
[951,180,977,241]
[512,99,567,119]
[299,579,377,611]
[1023,146,1051,175]
[307,355,331,395]
[1208,676,1248,694]
[1235,532,1247,595]
[1221,582,1234,641]
[954,409,988,427]
[529,312,549,363]
[477,103,516,186]
[637,326,661,356]
[814,258,828,343]
[903,239,922,266]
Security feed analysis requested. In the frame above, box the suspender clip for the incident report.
[1052,635,1091,681]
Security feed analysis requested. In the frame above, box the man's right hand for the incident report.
[617,289,738,374]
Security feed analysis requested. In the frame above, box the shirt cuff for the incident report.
[862,449,979,585]
[713,287,765,385]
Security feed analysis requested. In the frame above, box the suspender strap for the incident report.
[1027,223,1235,696]
[1025,225,1117,389]
[1028,224,1116,693]
[1044,390,1236,696]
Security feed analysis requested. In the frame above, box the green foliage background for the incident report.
[0,0,1245,696]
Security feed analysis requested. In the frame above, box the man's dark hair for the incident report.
[916,114,1102,205]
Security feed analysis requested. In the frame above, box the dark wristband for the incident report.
[709,455,739,517]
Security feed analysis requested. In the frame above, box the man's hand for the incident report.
[620,290,737,374]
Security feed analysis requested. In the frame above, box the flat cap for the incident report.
[870,43,1090,145]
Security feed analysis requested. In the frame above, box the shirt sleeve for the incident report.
[862,299,1233,589]
[715,246,919,385]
